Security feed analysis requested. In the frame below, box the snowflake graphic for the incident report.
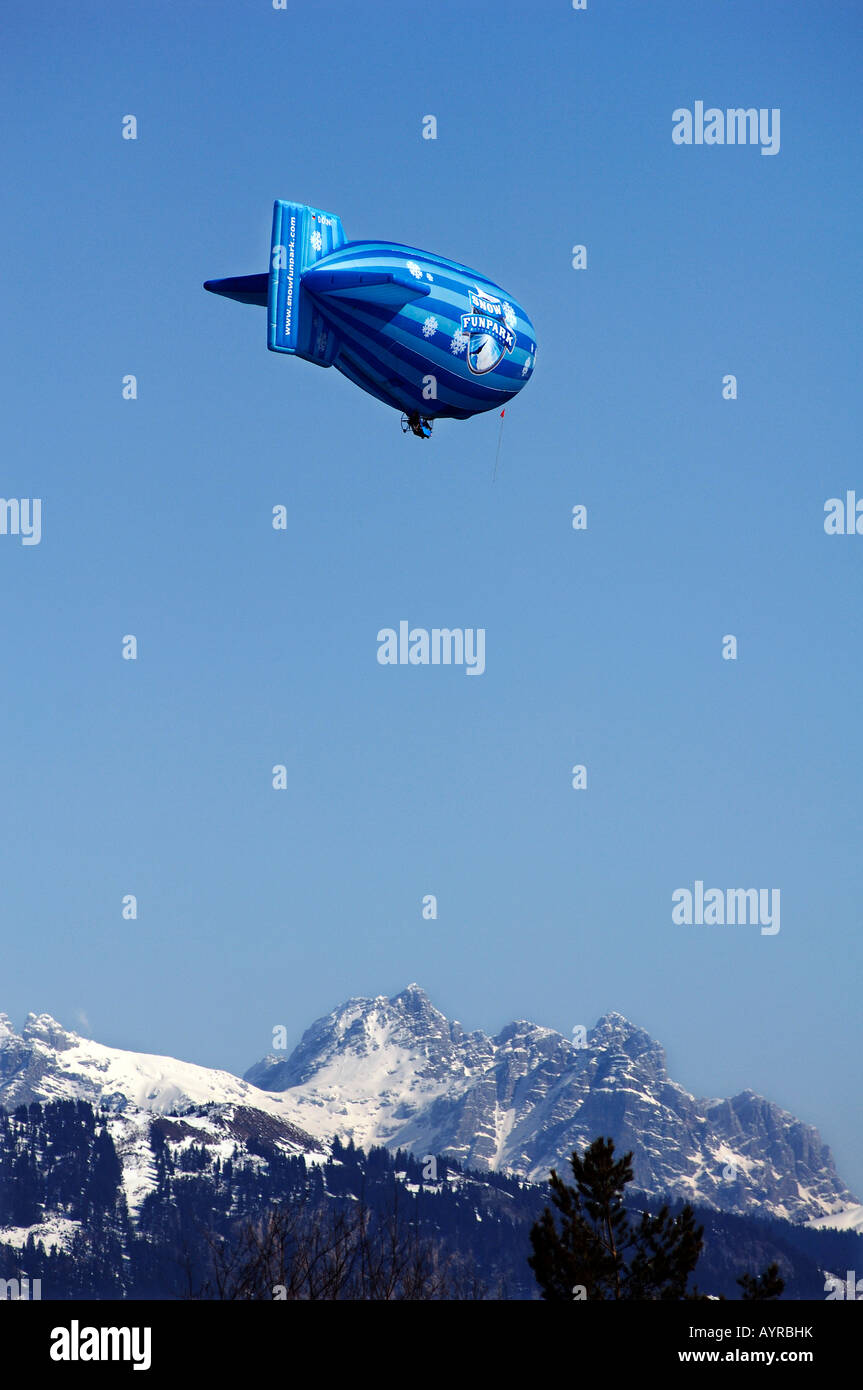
[450,329,469,356]
[503,302,517,331]
[406,260,423,280]
[422,315,438,339]
[521,356,533,377]
[310,230,323,253]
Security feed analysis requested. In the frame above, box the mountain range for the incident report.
[1,986,858,1230]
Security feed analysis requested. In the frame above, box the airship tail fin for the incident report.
[267,201,346,366]
[203,274,269,306]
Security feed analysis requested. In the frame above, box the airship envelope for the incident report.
[204,201,536,435]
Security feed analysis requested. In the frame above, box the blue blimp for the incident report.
[204,201,536,437]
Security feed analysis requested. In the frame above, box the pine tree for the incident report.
[529,1136,704,1300]
[529,1136,631,1299]
[529,1136,784,1301]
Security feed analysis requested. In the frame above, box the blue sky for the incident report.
[2,0,862,1194]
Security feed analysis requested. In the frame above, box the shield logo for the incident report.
[461,289,517,376]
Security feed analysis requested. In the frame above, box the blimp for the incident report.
[204,201,536,437]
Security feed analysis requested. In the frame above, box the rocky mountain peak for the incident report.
[22,1013,79,1051]
[243,987,858,1224]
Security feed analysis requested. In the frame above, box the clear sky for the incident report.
[2,1,862,1194]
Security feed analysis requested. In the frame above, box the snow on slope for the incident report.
[805,1204,863,1234]
[0,1012,321,1152]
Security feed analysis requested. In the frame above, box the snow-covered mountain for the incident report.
[1,992,858,1228]
[244,984,860,1226]
[0,1012,309,1126]
[0,1011,326,1237]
